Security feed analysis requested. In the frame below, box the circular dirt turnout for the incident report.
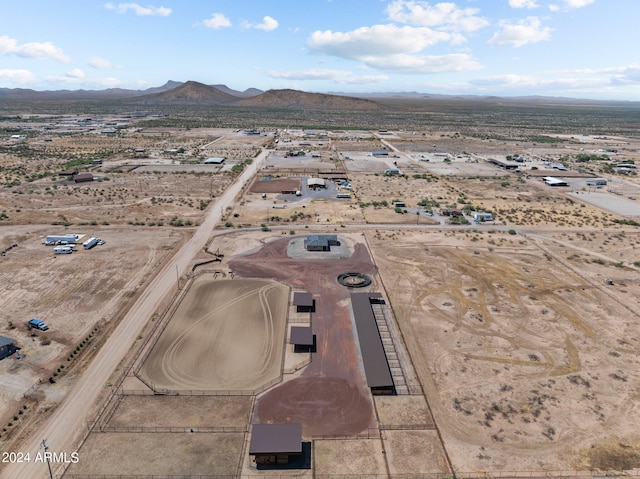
[139,277,289,392]
[337,272,372,288]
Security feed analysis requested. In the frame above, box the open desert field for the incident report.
[368,228,640,473]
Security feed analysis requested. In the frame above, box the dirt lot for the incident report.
[138,276,289,392]
[368,228,640,473]
[107,395,253,429]
[65,431,243,477]
[0,225,183,446]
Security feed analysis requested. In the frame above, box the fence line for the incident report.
[311,428,381,440]
[97,426,246,434]
[63,472,640,479]
[123,374,284,397]
[379,423,436,430]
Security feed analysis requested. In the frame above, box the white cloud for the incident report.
[243,16,279,32]
[88,57,114,69]
[548,4,560,11]
[561,0,594,7]
[0,69,36,85]
[363,53,482,74]
[509,0,540,8]
[308,23,481,74]
[488,17,552,47]
[385,1,489,32]
[66,68,85,79]
[0,35,69,62]
[203,13,232,29]
[309,24,453,59]
[266,68,388,84]
[105,3,171,16]
[468,64,640,98]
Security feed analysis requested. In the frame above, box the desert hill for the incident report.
[233,88,384,111]
[126,81,238,105]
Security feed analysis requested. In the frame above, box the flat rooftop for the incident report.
[290,326,314,346]
[249,423,302,455]
[293,292,313,307]
[350,292,394,390]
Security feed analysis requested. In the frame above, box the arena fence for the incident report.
[63,471,640,479]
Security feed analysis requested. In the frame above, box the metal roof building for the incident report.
[303,235,338,252]
[293,292,314,312]
[307,178,326,188]
[73,173,94,183]
[249,424,304,467]
[543,176,569,187]
[0,336,18,360]
[203,157,225,164]
[350,292,395,394]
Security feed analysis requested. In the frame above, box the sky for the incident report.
[1,0,639,100]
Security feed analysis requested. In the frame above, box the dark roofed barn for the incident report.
[0,336,18,360]
[73,173,94,183]
[293,292,314,312]
[249,424,308,468]
[350,292,395,395]
[290,326,315,352]
[303,235,339,252]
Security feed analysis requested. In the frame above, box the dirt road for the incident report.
[0,150,271,479]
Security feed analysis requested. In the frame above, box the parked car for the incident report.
[28,318,49,331]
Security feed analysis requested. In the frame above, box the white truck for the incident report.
[53,245,73,254]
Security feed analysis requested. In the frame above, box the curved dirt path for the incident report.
[0,150,270,479]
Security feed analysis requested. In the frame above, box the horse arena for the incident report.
[138,276,289,393]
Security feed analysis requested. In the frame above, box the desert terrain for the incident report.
[1,97,640,478]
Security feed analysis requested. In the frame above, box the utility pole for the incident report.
[41,439,53,479]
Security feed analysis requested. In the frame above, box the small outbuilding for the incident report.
[307,178,326,189]
[293,292,315,312]
[543,176,568,187]
[73,173,94,183]
[249,424,305,467]
[473,212,493,222]
[372,150,389,157]
[0,336,18,360]
[290,326,315,352]
[204,157,225,164]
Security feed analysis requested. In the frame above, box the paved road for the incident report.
[1,151,270,479]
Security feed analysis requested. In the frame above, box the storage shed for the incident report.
[307,178,326,189]
[293,292,314,312]
[290,326,315,352]
[0,336,18,360]
[249,424,304,467]
[73,173,94,183]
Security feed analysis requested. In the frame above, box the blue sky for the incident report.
[1,0,638,100]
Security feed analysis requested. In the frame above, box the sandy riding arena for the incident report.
[138,277,289,392]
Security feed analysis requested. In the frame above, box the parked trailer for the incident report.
[83,237,99,250]
[53,246,73,254]
[45,234,79,245]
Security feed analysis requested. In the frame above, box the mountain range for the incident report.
[1,80,637,110]
[0,80,383,111]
